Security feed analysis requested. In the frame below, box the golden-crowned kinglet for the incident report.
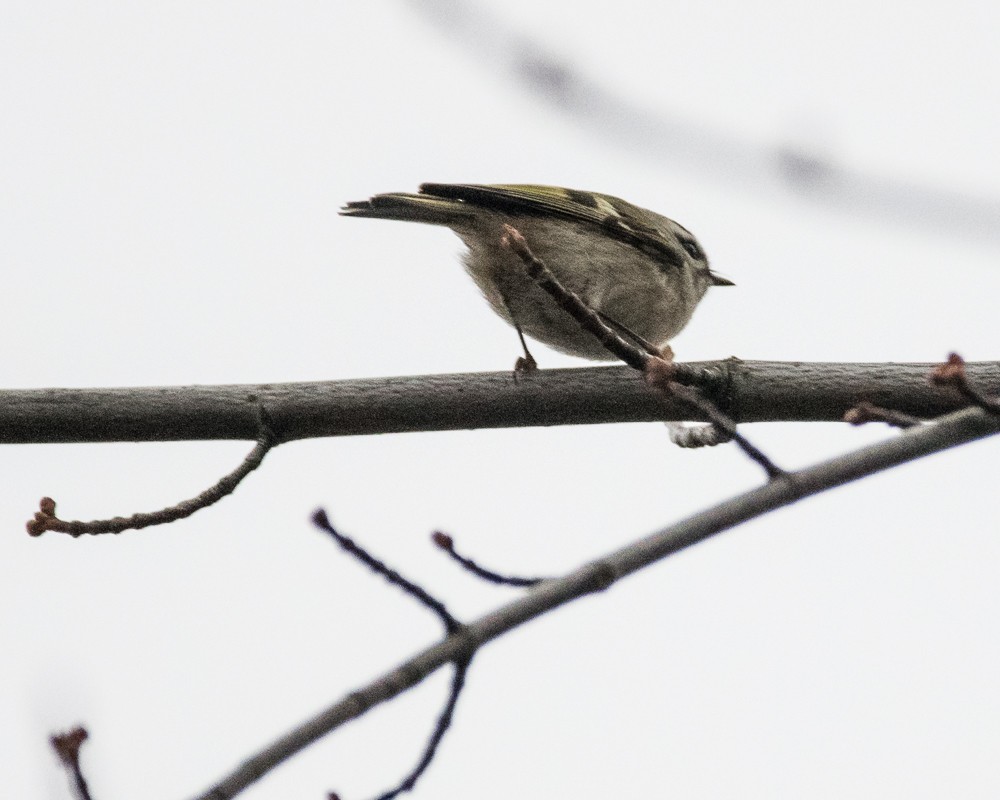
[341,183,733,363]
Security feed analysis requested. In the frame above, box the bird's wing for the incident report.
[418,183,684,266]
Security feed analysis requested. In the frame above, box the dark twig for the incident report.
[311,512,470,799]
[432,532,547,587]
[844,401,925,429]
[312,510,461,634]
[51,727,93,800]
[929,353,1000,415]
[26,406,277,537]
[662,361,738,448]
[500,225,649,371]
[501,224,784,479]
[372,659,471,800]
[651,366,785,478]
[595,311,666,358]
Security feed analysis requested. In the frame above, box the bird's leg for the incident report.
[498,289,539,377]
[513,324,538,376]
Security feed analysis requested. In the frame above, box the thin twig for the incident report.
[51,727,93,800]
[432,532,547,587]
[372,659,472,800]
[312,510,461,634]
[311,512,470,798]
[500,225,649,371]
[645,361,785,478]
[929,352,1000,415]
[843,401,925,429]
[25,407,277,536]
[501,224,784,479]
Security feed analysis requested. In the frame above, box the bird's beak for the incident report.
[709,273,735,287]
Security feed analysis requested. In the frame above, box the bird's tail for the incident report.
[340,192,475,227]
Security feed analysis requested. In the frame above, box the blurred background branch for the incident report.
[408,0,1000,242]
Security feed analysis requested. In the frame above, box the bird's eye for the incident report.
[681,239,702,260]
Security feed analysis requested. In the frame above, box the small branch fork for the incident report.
[26,407,277,536]
[843,353,1000,429]
[929,352,1000,415]
[312,511,473,800]
[843,401,924,429]
[500,224,785,479]
[314,511,461,635]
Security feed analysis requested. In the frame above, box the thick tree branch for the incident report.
[3,361,999,444]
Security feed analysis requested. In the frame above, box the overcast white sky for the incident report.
[3,3,999,799]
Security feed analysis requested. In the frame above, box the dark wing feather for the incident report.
[419,183,610,225]
[419,183,685,267]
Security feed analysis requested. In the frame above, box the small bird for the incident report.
[341,183,733,366]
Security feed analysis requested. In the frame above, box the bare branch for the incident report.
[25,409,277,536]
[929,352,1000,415]
[501,224,783,478]
[644,360,785,478]
[192,403,1000,800]
[311,512,469,797]
[2,361,999,445]
[371,660,471,800]
[432,531,547,587]
[844,401,925,429]
[313,511,461,634]
[500,224,650,370]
